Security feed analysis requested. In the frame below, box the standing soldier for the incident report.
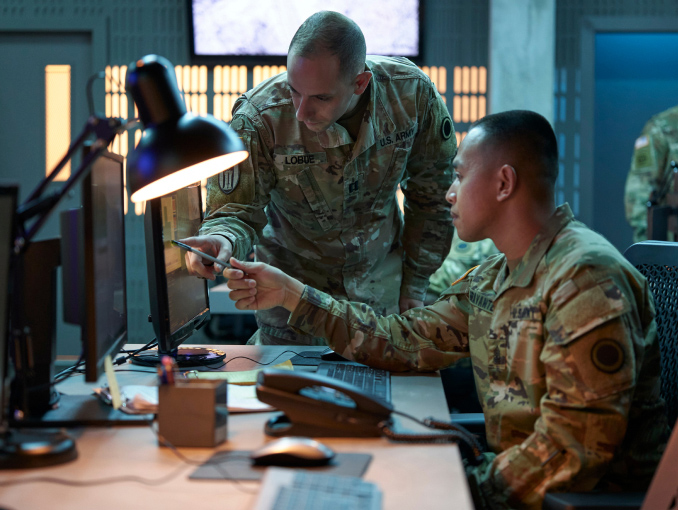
[181,11,456,345]
[624,104,678,242]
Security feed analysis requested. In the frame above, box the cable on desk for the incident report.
[381,410,486,466]
[149,422,258,494]
[0,466,188,488]
[187,348,334,372]
[52,338,159,384]
[0,422,255,492]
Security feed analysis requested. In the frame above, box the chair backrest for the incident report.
[624,241,678,429]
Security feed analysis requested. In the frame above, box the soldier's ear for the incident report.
[496,164,517,202]
[354,71,372,95]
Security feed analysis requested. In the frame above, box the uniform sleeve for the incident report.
[399,80,456,301]
[467,273,645,510]
[624,123,669,243]
[199,108,275,261]
[288,283,472,372]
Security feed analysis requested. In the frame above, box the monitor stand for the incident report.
[12,394,154,428]
[129,346,226,368]
[0,428,77,469]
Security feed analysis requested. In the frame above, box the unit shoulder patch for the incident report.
[218,166,240,194]
[590,338,625,374]
[441,117,453,140]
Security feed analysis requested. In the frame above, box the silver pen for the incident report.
[171,239,232,268]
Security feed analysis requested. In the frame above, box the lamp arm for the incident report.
[15,115,128,254]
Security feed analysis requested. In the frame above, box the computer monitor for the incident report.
[136,183,222,367]
[0,185,18,434]
[0,184,78,469]
[6,149,149,428]
[60,150,128,382]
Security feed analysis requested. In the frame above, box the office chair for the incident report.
[443,360,486,436]
[543,240,678,510]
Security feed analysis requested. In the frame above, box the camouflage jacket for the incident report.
[200,56,456,309]
[624,105,678,242]
[288,204,668,509]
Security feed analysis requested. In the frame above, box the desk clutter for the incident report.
[158,379,228,448]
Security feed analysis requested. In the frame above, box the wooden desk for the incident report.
[0,346,474,510]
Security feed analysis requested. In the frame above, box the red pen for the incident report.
[161,355,176,384]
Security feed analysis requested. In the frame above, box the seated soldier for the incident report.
[223,110,669,510]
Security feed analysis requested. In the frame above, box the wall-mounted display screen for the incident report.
[189,0,421,59]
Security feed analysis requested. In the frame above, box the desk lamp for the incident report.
[1,54,247,469]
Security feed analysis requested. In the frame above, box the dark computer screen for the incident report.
[61,150,127,382]
[144,183,210,358]
[0,185,18,432]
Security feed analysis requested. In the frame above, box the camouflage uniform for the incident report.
[201,56,456,345]
[425,231,498,304]
[624,105,678,242]
[288,204,668,509]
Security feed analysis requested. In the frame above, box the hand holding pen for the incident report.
[172,240,231,269]
[173,237,248,283]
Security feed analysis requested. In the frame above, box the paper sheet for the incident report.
[111,360,293,413]
[118,383,274,413]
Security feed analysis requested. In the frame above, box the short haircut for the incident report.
[470,110,559,186]
[288,11,366,79]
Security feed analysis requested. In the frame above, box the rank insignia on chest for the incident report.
[218,166,240,194]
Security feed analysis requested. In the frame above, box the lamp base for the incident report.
[0,429,77,469]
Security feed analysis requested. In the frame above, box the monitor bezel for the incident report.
[81,150,128,382]
[144,184,210,355]
[187,0,425,66]
[0,185,18,432]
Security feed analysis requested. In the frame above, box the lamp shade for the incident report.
[125,55,247,203]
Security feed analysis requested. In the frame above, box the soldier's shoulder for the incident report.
[367,56,429,84]
[234,72,292,115]
[644,105,678,134]
[547,222,634,280]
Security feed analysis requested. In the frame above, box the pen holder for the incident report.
[158,379,228,448]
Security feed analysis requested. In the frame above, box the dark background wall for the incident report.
[1,0,678,351]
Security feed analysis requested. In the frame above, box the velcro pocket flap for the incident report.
[546,279,630,346]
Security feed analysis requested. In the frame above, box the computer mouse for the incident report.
[320,348,350,362]
[250,436,335,467]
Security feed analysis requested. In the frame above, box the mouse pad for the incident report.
[189,451,373,481]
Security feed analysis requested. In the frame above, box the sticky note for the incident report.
[104,355,123,410]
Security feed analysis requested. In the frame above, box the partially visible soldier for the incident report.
[226,110,669,509]
[624,104,678,242]
[180,10,456,345]
[425,231,498,305]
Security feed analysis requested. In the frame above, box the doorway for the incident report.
[0,31,93,355]
[594,32,678,252]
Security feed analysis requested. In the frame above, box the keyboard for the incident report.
[316,362,391,402]
[253,468,382,510]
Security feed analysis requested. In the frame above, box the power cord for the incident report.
[0,421,256,493]
[380,409,485,466]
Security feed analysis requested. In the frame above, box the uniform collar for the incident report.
[494,204,575,293]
